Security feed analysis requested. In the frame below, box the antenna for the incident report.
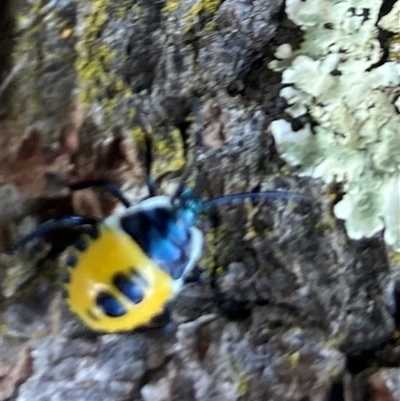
[202,190,310,211]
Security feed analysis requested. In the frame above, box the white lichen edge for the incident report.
[378,1,400,33]
[269,0,400,251]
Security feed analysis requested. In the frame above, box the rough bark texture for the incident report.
[1,1,399,401]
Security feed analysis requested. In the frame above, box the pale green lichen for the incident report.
[378,1,400,34]
[269,0,400,251]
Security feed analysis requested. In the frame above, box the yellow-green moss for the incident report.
[1,259,34,299]
[0,322,7,335]
[198,225,227,276]
[279,165,292,177]
[16,0,57,33]
[12,0,77,125]
[389,250,400,264]
[183,0,221,19]
[76,0,190,174]
[325,333,347,350]
[288,351,301,366]
[229,357,250,398]
[236,373,250,398]
[388,33,400,63]
[163,0,221,34]
[131,125,185,184]
[163,0,180,13]
[153,128,185,178]
[75,0,133,125]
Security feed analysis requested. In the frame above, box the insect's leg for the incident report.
[159,306,173,329]
[155,306,179,336]
[184,265,205,284]
[68,179,131,208]
[142,129,157,197]
[12,216,98,251]
[46,173,131,208]
[133,306,175,336]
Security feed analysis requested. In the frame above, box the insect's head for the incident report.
[171,187,203,224]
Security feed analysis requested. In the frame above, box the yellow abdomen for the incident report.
[64,224,175,333]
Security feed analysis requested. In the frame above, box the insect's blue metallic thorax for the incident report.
[118,191,203,281]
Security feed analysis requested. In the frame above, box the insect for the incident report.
[12,131,308,333]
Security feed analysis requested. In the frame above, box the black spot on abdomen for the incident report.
[113,273,144,304]
[96,292,126,317]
